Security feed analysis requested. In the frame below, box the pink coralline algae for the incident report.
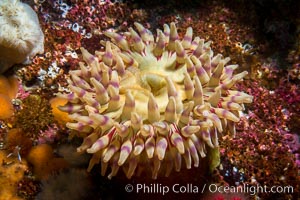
[219,74,300,199]
[58,22,252,179]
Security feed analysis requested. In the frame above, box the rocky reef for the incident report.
[0,0,299,200]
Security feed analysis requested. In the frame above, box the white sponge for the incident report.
[0,0,44,73]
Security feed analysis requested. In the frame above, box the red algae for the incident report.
[218,71,300,199]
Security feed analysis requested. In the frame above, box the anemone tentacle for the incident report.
[59,22,253,179]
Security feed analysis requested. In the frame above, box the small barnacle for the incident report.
[45,52,52,58]
[11,98,21,105]
[72,23,80,32]
[84,32,92,39]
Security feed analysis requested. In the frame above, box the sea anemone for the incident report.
[59,22,253,179]
[57,144,90,167]
[36,169,91,200]
[0,0,44,73]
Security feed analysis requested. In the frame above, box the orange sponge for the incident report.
[50,97,71,124]
[27,144,69,179]
[27,144,54,167]
[0,94,14,119]
[0,75,18,98]
[0,75,19,119]
[0,150,28,200]
[7,76,19,100]
[0,75,10,96]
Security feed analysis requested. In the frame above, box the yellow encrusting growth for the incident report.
[59,22,253,179]
[0,151,28,200]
